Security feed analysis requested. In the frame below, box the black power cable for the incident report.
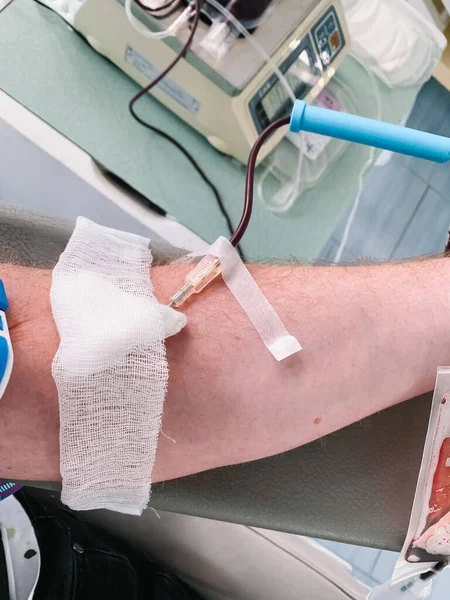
[32,0,244,254]
[128,0,244,257]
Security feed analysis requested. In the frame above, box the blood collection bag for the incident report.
[393,367,450,584]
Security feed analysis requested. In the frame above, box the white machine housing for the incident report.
[74,0,349,163]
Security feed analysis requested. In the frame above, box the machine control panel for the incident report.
[249,4,345,134]
[312,6,344,66]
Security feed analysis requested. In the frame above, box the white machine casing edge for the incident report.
[73,0,349,163]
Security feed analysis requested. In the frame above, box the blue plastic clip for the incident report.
[289,100,450,163]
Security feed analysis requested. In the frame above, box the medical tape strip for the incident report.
[208,237,301,361]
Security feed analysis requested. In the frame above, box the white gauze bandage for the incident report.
[51,217,184,515]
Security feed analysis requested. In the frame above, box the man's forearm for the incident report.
[0,258,448,482]
[152,258,449,481]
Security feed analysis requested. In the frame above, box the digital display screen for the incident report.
[261,49,319,122]
[249,33,329,132]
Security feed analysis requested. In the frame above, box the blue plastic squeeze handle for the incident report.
[289,100,450,163]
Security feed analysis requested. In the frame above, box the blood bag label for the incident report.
[125,46,201,115]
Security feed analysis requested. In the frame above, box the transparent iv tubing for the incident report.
[257,142,305,213]
[125,0,193,39]
[333,59,382,263]
[257,72,367,214]
[257,57,383,228]
[205,0,295,103]
[260,74,357,205]
[205,0,305,213]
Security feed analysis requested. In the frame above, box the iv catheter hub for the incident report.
[289,99,450,163]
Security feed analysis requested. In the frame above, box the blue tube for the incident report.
[289,100,450,163]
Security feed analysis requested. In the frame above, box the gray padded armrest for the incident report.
[0,203,73,268]
[1,202,429,551]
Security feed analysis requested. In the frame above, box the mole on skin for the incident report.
[313,417,322,425]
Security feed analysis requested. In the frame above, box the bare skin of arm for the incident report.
[0,257,447,482]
